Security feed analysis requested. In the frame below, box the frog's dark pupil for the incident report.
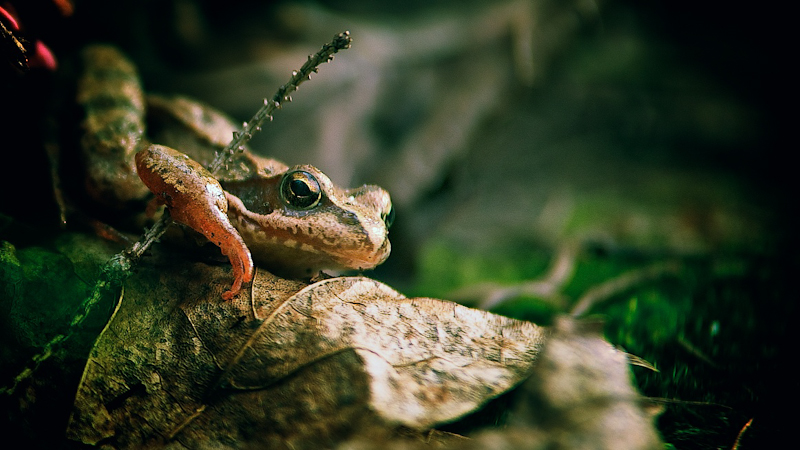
[291,179,312,197]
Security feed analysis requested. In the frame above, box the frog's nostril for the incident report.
[383,205,395,229]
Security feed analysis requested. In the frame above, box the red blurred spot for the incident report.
[52,0,73,17]
[0,5,20,31]
[29,40,57,70]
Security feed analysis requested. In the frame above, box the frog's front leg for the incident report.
[135,144,254,300]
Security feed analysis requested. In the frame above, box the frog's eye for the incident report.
[281,170,322,209]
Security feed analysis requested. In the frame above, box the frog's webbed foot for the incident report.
[215,216,254,301]
[136,144,254,300]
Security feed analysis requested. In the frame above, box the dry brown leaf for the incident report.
[341,318,663,450]
[471,317,663,450]
[66,258,546,448]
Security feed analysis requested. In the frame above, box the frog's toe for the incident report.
[222,282,240,301]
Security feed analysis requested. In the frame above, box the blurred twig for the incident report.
[449,242,577,310]
[570,261,682,317]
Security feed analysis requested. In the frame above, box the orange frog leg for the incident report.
[135,144,254,300]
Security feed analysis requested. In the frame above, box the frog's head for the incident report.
[222,165,393,277]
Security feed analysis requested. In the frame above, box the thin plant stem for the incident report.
[208,30,352,174]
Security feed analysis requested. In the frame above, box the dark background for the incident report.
[1,0,793,448]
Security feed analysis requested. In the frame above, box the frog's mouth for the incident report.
[226,194,391,278]
[237,224,391,278]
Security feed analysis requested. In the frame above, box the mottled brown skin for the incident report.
[137,96,393,297]
[135,142,393,299]
[221,164,393,278]
[135,145,254,300]
[78,45,151,206]
[80,45,393,300]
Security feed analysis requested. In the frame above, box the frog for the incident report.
[76,44,393,300]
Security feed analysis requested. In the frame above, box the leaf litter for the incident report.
[66,257,553,448]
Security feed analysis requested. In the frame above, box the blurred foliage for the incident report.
[414,238,793,447]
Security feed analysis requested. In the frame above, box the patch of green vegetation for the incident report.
[413,239,552,299]
[411,237,787,448]
[0,227,121,371]
[0,242,92,349]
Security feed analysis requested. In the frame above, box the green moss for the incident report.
[0,241,92,349]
